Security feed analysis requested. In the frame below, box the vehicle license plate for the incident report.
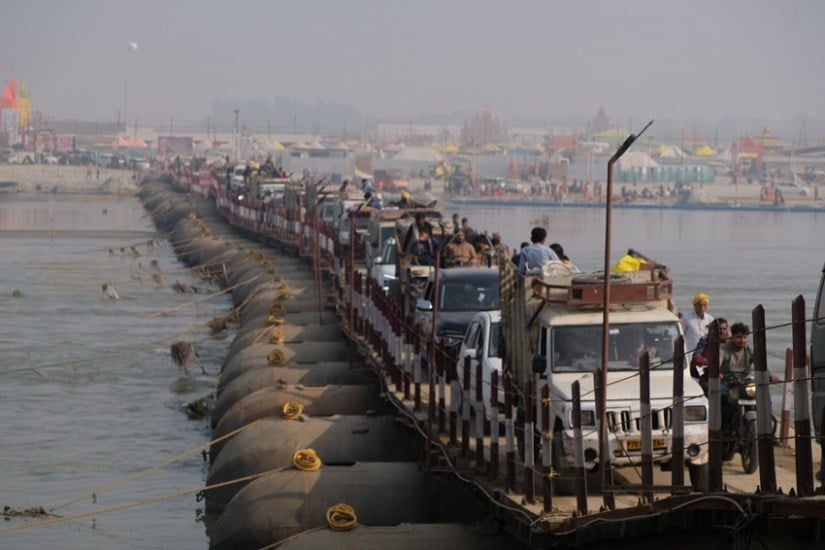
[625,438,666,451]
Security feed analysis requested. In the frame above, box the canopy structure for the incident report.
[659,145,686,159]
[392,146,443,162]
[617,151,659,169]
[694,144,716,156]
[113,135,148,149]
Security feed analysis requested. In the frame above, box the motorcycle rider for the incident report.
[719,322,779,422]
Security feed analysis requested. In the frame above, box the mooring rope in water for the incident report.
[148,271,266,318]
[0,461,290,535]
[46,418,263,514]
[0,321,216,377]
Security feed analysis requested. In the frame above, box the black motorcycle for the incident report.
[721,372,759,474]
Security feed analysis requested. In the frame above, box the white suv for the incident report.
[458,310,504,423]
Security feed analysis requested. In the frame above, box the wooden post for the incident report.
[462,355,471,457]
[791,297,814,496]
[541,383,552,512]
[753,305,777,493]
[505,373,516,492]
[572,381,588,515]
[671,335,686,493]
[706,319,723,493]
[475,362,485,466]
[639,352,654,503]
[524,378,535,504]
[779,348,793,447]
[489,370,499,482]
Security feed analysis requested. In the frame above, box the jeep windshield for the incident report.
[437,280,499,312]
[551,322,681,372]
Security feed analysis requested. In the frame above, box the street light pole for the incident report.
[598,119,653,510]
[123,76,127,135]
[233,109,240,163]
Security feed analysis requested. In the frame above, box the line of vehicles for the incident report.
[202,172,825,494]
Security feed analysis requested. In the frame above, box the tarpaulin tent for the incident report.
[694,144,716,156]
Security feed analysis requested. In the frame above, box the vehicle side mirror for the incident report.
[475,347,483,360]
[532,355,546,374]
[415,299,433,312]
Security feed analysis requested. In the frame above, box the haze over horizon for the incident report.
[2,0,824,136]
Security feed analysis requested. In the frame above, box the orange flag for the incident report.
[0,78,17,108]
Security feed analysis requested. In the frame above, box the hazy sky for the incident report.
[2,0,824,126]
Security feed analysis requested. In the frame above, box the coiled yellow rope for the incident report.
[292,449,321,471]
[270,330,285,344]
[281,401,304,419]
[265,315,284,327]
[267,348,287,366]
[326,503,357,531]
[269,302,287,316]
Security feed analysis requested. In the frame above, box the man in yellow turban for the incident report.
[682,292,714,363]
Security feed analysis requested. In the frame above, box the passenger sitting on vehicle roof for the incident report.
[517,227,559,274]
[445,230,478,267]
[357,191,382,211]
[389,190,425,209]
[410,223,439,266]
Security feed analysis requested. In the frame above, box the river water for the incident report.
[0,194,225,549]
[1,192,822,548]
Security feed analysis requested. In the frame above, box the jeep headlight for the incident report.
[685,405,707,422]
[745,383,756,398]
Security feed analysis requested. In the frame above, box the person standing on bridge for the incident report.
[681,292,714,362]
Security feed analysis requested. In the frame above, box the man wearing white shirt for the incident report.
[681,292,714,361]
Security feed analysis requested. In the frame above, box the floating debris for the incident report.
[11,289,24,297]
[170,341,206,375]
[184,397,212,419]
[102,281,120,300]
[172,280,198,293]
[3,505,53,518]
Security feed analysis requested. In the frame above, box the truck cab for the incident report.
[522,267,710,493]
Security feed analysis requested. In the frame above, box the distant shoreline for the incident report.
[0,165,140,195]
[443,195,825,214]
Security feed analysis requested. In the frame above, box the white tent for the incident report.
[617,151,659,169]
[391,146,444,162]
[659,145,686,159]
